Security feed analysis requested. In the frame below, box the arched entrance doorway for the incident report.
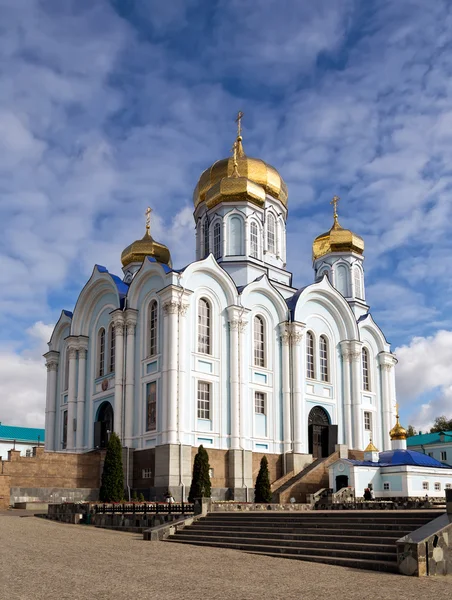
[94,401,114,449]
[335,475,349,491]
[308,406,337,459]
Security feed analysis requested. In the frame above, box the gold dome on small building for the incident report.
[389,410,407,441]
[121,208,172,268]
[364,441,379,452]
[312,196,364,261]
[193,112,288,210]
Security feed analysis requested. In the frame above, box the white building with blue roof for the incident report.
[329,414,452,499]
[0,423,45,458]
[44,116,399,499]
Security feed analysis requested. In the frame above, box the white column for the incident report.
[280,323,292,454]
[228,314,240,450]
[66,344,78,451]
[44,352,59,451]
[350,341,363,450]
[177,300,189,444]
[124,311,138,447]
[163,300,179,445]
[379,352,397,451]
[290,323,305,454]
[112,312,125,441]
[340,342,353,448]
[75,346,87,451]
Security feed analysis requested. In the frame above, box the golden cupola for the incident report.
[389,409,407,441]
[121,208,172,269]
[193,112,288,210]
[312,196,364,261]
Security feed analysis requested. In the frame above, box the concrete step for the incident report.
[167,536,397,563]
[189,524,410,538]
[204,513,439,523]
[174,531,397,553]
[178,528,401,544]
[198,519,427,531]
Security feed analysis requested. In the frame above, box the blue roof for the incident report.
[95,265,129,307]
[349,449,452,469]
[146,256,172,273]
[407,432,452,446]
[0,424,45,444]
[62,310,73,318]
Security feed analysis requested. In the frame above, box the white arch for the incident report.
[182,254,238,307]
[240,275,289,323]
[126,259,169,310]
[48,310,72,352]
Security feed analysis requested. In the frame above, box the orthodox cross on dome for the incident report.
[234,111,245,159]
[231,140,240,178]
[145,206,152,234]
[330,195,340,224]
[235,110,244,138]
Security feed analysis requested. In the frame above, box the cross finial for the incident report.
[145,207,152,234]
[235,111,244,139]
[395,402,399,417]
[331,195,340,223]
[231,140,240,177]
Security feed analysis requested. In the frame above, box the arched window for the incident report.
[267,213,276,254]
[213,222,222,259]
[354,267,362,299]
[64,347,70,391]
[336,264,348,296]
[203,218,209,258]
[149,300,158,357]
[319,335,329,382]
[198,298,211,354]
[98,328,105,378]
[229,215,244,255]
[254,315,265,367]
[362,347,370,391]
[250,222,259,258]
[109,324,115,373]
[306,332,315,379]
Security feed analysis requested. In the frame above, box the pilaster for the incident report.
[124,309,138,447]
[65,337,79,451]
[349,340,363,450]
[44,351,59,451]
[75,337,89,451]
[339,341,353,448]
[111,310,125,441]
[279,322,292,456]
[290,321,306,454]
[378,351,398,451]
[227,306,248,450]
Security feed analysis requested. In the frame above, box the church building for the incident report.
[44,115,397,500]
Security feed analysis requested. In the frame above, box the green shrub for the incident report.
[188,445,211,502]
[99,432,124,503]
[254,456,272,503]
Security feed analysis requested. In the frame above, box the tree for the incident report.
[430,416,452,433]
[254,456,272,503]
[406,424,417,437]
[99,432,124,502]
[188,445,211,502]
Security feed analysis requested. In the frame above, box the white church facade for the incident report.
[44,117,397,499]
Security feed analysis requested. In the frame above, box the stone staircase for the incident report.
[166,510,443,572]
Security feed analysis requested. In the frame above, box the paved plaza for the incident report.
[0,511,451,600]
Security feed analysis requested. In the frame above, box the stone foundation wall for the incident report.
[252,452,283,484]
[0,474,11,510]
[133,448,155,489]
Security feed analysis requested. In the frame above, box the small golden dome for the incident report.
[193,114,288,210]
[389,413,407,441]
[121,208,171,268]
[364,441,379,452]
[312,196,364,261]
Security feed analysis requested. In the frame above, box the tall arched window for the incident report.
[319,335,329,382]
[149,300,158,357]
[250,222,259,258]
[362,347,370,391]
[64,347,70,391]
[354,267,362,299]
[336,264,348,296]
[267,213,276,254]
[229,215,244,255]
[254,315,265,367]
[203,218,209,258]
[198,298,211,354]
[109,324,115,373]
[306,332,315,379]
[213,222,221,259]
[98,328,105,378]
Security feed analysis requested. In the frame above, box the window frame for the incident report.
[441,451,447,461]
[197,380,211,420]
[146,380,157,432]
[434,482,441,491]
[213,221,222,259]
[253,315,265,368]
[63,347,70,392]
[148,300,158,357]
[62,410,68,450]
[267,213,276,254]
[197,298,211,355]
[362,347,370,391]
[364,411,372,431]
[250,221,259,258]
[383,482,390,491]
[354,266,362,299]
[422,482,429,491]
[203,218,209,258]
[319,335,329,382]
[109,324,115,374]
[306,331,315,379]
[98,328,106,378]
[254,391,266,415]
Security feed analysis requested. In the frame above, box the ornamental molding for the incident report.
[163,300,179,315]
[280,328,291,346]
[78,348,88,360]
[114,323,125,336]
[46,360,59,372]
[341,349,361,362]
[126,320,136,335]
[68,347,78,360]
[229,319,247,333]
[381,363,393,372]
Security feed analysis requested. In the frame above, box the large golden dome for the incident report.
[193,118,288,210]
[121,209,171,268]
[312,196,364,261]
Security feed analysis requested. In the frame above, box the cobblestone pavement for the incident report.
[0,513,451,600]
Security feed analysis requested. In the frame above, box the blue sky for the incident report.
[1,0,452,430]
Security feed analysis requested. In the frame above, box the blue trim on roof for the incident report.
[357,313,369,323]
[348,449,452,469]
[94,264,129,308]
[286,285,310,318]
[146,256,173,273]
[0,424,45,443]
[62,310,73,318]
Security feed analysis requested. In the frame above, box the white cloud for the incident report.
[395,330,452,430]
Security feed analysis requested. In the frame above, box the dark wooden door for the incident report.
[336,475,349,491]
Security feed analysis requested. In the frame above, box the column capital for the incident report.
[290,321,306,345]
[44,350,60,371]
[46,360,59,372]
[378,351,398,369]
[340,340,362,361]
[125,308,138,335]
[78,348,88,360]
[229,318,248,332]
[279,322,291,346]
[227,305,249,333]
[110,309,125,334]
[163,300,180,315]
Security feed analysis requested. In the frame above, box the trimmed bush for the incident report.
[99,432,124,502]
[254,456,272,503]
[188,445,211,502]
